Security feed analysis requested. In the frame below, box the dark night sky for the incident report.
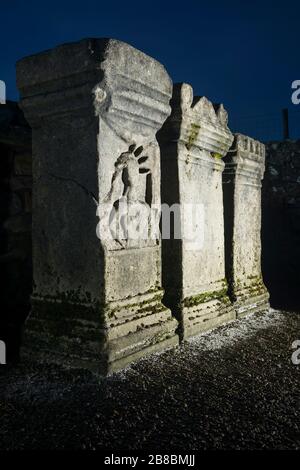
[1,0,300,140]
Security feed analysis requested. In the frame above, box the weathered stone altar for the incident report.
[0,101,32,363]
[158,83,235,339]
[13,37,272,372]
[223,134,269,316]
[17,39,178,373]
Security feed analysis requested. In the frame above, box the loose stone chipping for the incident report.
[16,38,178,374]
[223,134,270,317]
[158,83,235,339]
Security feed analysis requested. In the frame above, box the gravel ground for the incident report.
[0,309,299,450]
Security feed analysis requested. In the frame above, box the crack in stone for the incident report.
[48,172,98,205]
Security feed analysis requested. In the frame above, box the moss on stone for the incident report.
[105,292,164,318]
[181,288,228,308]
[211,152,222,159]
[186,123,200,150]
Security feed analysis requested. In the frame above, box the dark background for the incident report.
[1,0,300,141]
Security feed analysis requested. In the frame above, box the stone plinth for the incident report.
[158,83,235,339]
[17,39,178,374]
[223,134,269,317]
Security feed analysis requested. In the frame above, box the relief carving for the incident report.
[97,143,159,250]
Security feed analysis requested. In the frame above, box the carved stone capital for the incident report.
[160,83,233,159]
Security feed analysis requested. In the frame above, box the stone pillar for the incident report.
[17,39,178,374]
[158,83,235,339]
[223,134,269,317]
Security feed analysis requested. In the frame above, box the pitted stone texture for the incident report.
[159,83,235,340]
[17,39,178,374]
[223,134,269,317]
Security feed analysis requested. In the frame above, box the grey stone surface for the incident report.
[223,134,269,317]
[158,83,235,339]
[17,38,178,374]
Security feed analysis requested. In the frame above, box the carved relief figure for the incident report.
[97,144,156,249]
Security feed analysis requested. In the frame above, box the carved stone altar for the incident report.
[223,134,270,317]
[17,39,178,373]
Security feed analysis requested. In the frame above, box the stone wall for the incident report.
[262,139,300,309]
[0,101,32,361]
